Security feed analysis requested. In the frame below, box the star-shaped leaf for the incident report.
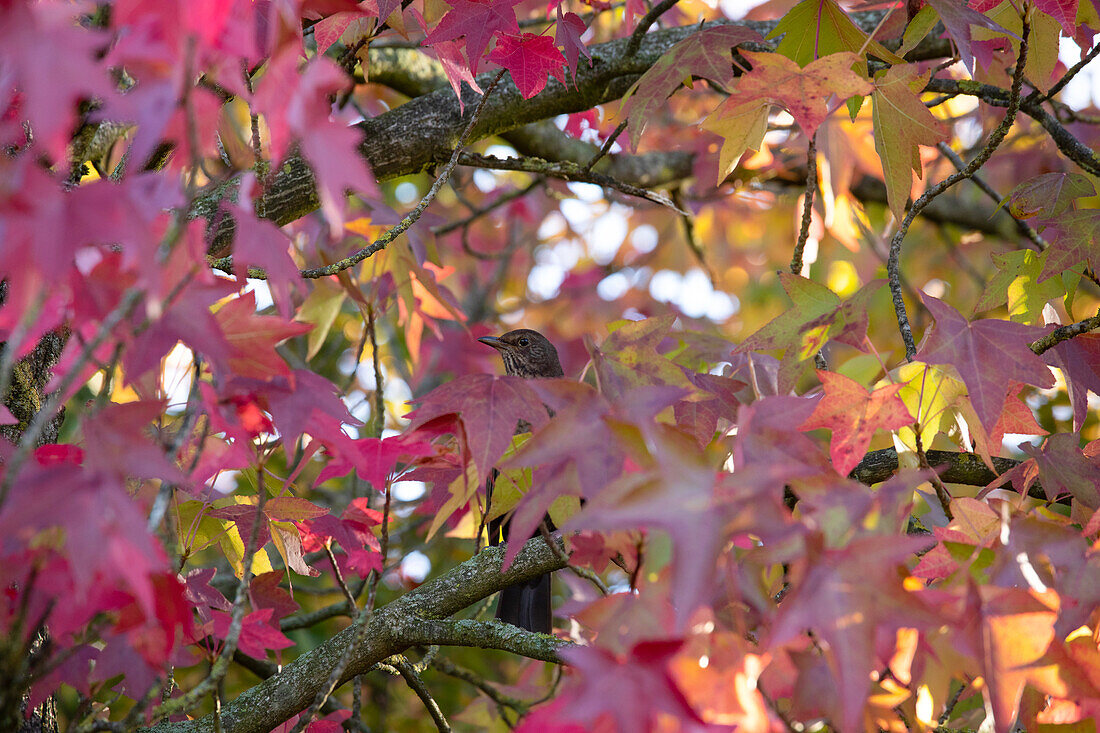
[1039,209,1100,281]
[767,0,904,68]
[715,51,872,139]
[590,315,693,401]
[800,370,913,476]
[1020,432,1100,508]
[622,24,763,147]
[769,534,941,733]
[424,0,520,74]
[737,275,884,392]
[915,296,1053,431]
[487,32,566,99]
[701,102,769,183]
[405,374,549,481]
[974,249,1065,323]
[1007,172,1095,219]
[1043,333,1100,431]
[213,291,312,381]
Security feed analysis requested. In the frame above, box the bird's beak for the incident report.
[477,335,504,350]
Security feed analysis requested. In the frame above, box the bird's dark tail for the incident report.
[486,468,553,634]
[495,572,552,634]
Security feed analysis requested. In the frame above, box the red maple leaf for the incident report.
[425,0,520,74]
[316,433,436,489]
[800,370,913,476]
[916,295,1054,431]
[1039,209,1100,281]
[488,32,567,99]
[211,607,295,658]
[405,373,549,480]
[566,430,726,627]
[1043,333,1100,431]
[1019,432,1100,508]
[555,5,591,82]
[213,291,312,380]
[715,51,872,138]
[296,497,382,578]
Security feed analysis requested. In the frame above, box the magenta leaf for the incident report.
[487,32,567,99]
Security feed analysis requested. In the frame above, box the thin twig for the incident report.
[670,187,715,286]
[790,131,817,275]
[537,523,607,594]
[431,656,531,712]
[1035,40,1100,104]
[935,141,1045,249]
[457,152,687,214]
[583,119,628,172]
[294,70,507,279]
[147,354,205,533]
[1030,309,1100,354]
[432,178,544,236]
[327,543,358,608]
[915,430,953,520]
[150,472,270,722]
[626,0,680,56]
[889,15,1030,360]
[366,303,385,438]
[394,658,451,732]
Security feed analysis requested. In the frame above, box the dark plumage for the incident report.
[477,329,563,634]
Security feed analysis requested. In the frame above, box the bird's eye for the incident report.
[517,337,530,347]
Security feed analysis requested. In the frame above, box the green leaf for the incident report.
[974,249,1065,324]
[768,0,905,68]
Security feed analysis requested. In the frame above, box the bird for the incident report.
[477,329,564,634]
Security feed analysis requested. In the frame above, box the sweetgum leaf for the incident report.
[424,0,520,74]
[736,275,883,392]
[800,370,913,476]
[916,295,1053,431]
[622,24,763,147]
[768,0,905,68]
[487,32,567,99]
[1007,172,1095,219]
[925,0,1016,73]
[213,291,312,381]
[974,249,1065,323]
[871,65,949,223]
[406,373,549,481]
[1038,209,1100,281]
[590,315,693,401]
[1042,333,1100,431]
[1020,432,1100,508]
[714,51,871,139]
[769,534,941,733]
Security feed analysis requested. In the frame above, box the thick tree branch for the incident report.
[143,536,572,733]
[198,13,956,253]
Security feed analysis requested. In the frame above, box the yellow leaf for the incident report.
[345,216,387,240]
[702,103,769,184]
[890,361,967,451]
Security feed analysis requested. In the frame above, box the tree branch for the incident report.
[143,535,572,733]
[198,13,957,254]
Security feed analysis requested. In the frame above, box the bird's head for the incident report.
[478,329,564,379]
